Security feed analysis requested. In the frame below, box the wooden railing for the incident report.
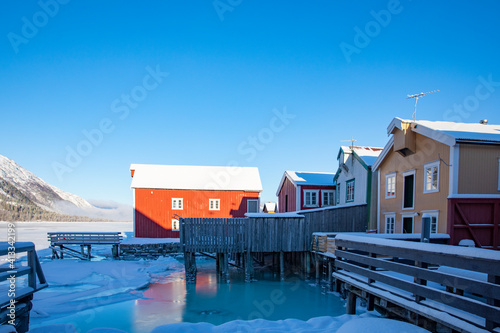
[181,218,246,253]
[0,242,48,330]
[333,234,500,332]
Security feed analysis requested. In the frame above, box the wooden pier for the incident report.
[333,234,500,333]
[48,232,122,260]
[0,242,47,333]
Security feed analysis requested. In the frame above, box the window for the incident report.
[402,170,415,209]
[322,191,335,206]
[346,179,355,203]
[209,199,220,211]
[336,185,341,205]
[385,214,395,234]
[402,216,413,233]
[385,173,396,198]
[304,190,319,207]
[424,161,440,193]
[247,199,259,213]
[422,211,439,234]
[172,219,179,231]
[172,198,183,210]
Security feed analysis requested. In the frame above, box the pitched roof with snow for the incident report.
[276,171,335,196]
[339,146,383,167]
[130,164,263,192]
[388,117,500,145]
[373,117,500,170]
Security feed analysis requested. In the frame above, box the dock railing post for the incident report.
[486,274,500,330]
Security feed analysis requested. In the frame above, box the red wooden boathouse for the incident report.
[130,164,263,238]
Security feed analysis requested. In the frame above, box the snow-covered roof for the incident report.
[276,171,335,196]
[130,164,263,192]
[389,117,500,146]
[373,117,500,170]
[263,202,277,211]
[340,146,383,167]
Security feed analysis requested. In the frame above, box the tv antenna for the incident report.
[407,90,439,122]
[341,137,357,150]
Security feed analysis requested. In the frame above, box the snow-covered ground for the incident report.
[0,222,429,332]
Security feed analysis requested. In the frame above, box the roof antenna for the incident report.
[407,90,439,122]
[341,137,357,151]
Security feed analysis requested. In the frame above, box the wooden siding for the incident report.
[180,205,367,253]
[378,133,450,234]
[134,188,259,238]
[277,176,296,212]
[447,198,500,250]
[458,143,500,194]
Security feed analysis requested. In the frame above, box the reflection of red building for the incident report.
[130,164,263,238]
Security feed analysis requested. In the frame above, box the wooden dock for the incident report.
[48,232,122,260]
[0,242,48,333]
[333,234,500,333]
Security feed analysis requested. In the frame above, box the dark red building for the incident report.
[276,171,336,212]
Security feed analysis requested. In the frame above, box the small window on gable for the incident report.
[385,173,396,198]
[172,198,183,210]
[424,161,440,193]
[209,199,220,211]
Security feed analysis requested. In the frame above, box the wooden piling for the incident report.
[184,252,197,283]
[328,260,333,292]
[245,250,254,282]
[280,251,285,281]
[222,253,229,283]
[315,254,320,283]
[346,291,357,314]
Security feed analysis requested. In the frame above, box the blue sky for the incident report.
[1,1,500,206]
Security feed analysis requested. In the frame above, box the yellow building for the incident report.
[373,117,500,249]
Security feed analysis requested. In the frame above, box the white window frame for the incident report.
[209,199,220,211]
[346,179,355,203]
[498,158,500,191]
[384,213,396,234]
[247,199,260,213]
[172,219,179,231]
[385,172,396,199]
[336,184,341,205]
[304,190,319,207]
[424,161,440,194]
[402,169,416,210]
[401,213,414,233]
[322,190,335,207]
[422,210,439,234]
[172,198,183,210]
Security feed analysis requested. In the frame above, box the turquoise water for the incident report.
[32,258,346,333]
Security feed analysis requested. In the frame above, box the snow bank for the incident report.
[150,313,429,333]
[121,237,180,245]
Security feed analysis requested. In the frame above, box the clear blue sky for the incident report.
[1,1,499,205]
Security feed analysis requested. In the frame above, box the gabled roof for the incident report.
[276,171,335,196]
[373,117,500,170]
[388,117,500,146]
[338,146,383,167]
[130,164,263,192]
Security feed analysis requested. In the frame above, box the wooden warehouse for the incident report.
[130,164,262,238]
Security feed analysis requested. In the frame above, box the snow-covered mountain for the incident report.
[0,154,93,213]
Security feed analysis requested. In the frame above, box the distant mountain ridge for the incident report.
[0,154,127,222]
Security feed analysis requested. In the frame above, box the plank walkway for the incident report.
[48,232,122,260]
